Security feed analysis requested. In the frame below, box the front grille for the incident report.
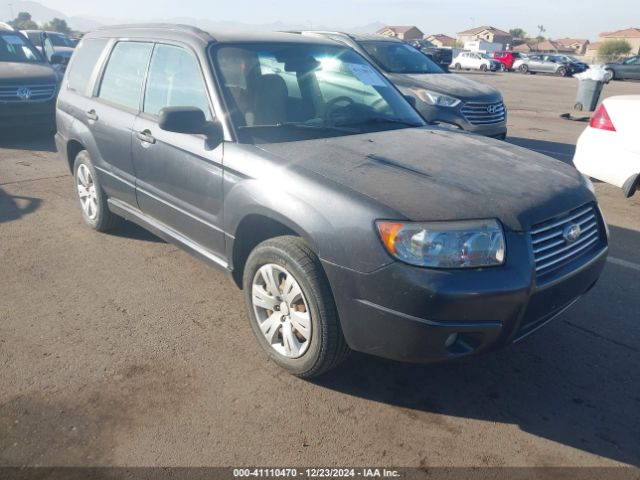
[0,84,57,103]
[530,204,602,279]
[460,101,506,125]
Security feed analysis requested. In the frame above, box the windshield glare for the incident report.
[360,41,444,74]
[212,43,425,144]
[0,34,42,63]
[49,33,73,47]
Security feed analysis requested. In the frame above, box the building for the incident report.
[457,26,512,47]
[599,28,640,54]
[424,34,456,48]
[375,25,424,41]
[555,38,590,55]
[513,40,575,54]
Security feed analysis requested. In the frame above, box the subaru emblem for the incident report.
[563,223,581,244]
[17,87,32,101]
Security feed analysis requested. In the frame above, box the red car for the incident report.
[489,51,520,71]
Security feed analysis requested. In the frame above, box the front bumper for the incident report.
[0,100,56,128]
[322,231,607,363]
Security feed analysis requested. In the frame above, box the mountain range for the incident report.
[0,1,385,33]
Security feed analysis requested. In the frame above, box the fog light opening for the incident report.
[444,333,458,348]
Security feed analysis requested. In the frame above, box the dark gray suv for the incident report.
[56,24,608,378]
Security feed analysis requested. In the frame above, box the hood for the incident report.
[387,72,501,102]
[0,61,58,86]
[257,128,593,232]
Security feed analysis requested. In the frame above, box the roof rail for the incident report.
[97,23,213,40]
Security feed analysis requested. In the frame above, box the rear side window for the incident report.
[66,38,108,94]
[98,41,153,110]
[143,44,211,118]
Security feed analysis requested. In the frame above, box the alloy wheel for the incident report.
[76,164,98,220]
[251,263,312,358]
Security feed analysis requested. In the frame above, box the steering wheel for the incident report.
[325,96,355,123]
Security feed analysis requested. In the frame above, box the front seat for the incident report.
[252,74,289,126]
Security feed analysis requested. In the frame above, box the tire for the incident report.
[500,63,508,72]
[557,66,567,77]
[604,68,615,82]
[243,236,350,378]
[454,63,462,71]
[73,150,122,232]
[520,64,529,74]
[480,64,488,72]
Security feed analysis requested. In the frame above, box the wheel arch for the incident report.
[65,139,86,172]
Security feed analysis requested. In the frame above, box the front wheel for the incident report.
[519,64,529,74]
[480,64,488,72]
[604,69,615,82]
[454,63,462,71]
[500,63,508,72]
[557,66,568,77]
[73,150,122,232]
[243,236,350,378]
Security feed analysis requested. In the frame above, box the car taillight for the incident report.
[590,104,616,131]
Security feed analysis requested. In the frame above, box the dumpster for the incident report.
[574,79,604,111]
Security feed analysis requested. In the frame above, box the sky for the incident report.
[6,0,640,39]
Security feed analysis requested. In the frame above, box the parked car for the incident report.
[514,54,574,76]
[573,96,640,197]
[553,54,589,73]
[21,30,76,65]
[298,32,506,139]
[1,23,62,128]
[450,51,501,72]
[488,51,521,71]
[56,24,608,378]
[409,39,453,71]
[604,56,640,81]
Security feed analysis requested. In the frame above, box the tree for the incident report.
[599,39,632,59]
[509,28,526,39]
[43,18,71,35]
[8,12,39,30]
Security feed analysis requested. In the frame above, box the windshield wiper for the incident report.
[336,117,424,128]
[238,122,355,133]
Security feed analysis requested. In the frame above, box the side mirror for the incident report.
[403,95,417,108]
[158,106,223,150]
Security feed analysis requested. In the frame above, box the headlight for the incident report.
[376,219,506,268]
[412,89,461,107]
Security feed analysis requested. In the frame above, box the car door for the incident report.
[85,41,153,206]
[470,53,482,69]
[529,55,544,72]
[131,42,225,258]
[621,56,640,79]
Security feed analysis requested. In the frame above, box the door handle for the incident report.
[135,129,156,144]
[86,109,98,121]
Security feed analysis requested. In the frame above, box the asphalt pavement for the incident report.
[1,72,639,469]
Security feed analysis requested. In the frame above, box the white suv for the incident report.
[451,52,500,72]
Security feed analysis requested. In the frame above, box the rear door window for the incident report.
[98,41,153,110]
[66,38,109,94]
[143,44,212,118]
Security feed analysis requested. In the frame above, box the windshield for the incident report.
[49,33,73,47]
[211,42,425,144]
[0,34,43,63]
[359,41,444,74]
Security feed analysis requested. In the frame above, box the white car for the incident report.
[450,52,500,72]
[573,95,640,197]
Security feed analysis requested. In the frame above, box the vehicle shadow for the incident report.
[315,225,640,466]
[109,221,166,244]
[0,188,42,223]
[0,129,57,153]
[507,136,576,164]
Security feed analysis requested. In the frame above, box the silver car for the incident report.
[514,54,573,76]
